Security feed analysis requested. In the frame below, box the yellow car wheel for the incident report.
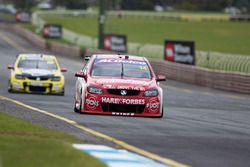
[8,80,13,93]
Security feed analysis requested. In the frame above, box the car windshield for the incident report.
[91,59,151,79]
[18,59,57,70]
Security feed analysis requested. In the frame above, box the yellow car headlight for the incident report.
[51,76,61,81]
[15,74,25,80]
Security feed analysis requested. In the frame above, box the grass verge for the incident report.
[0,112,106,167]
[41,14,250,56]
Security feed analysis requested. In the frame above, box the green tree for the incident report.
[121,0,154,10]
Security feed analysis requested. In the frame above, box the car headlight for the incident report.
[87,86,102,94]
[144,89,158,96]
[15,74,25,80]
[51,76,61,81]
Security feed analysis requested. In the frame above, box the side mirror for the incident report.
[61,68,67,72]
[7,65,14,70]
[75,71,86,78]
[84,56,90,62]
[156,75,166,82]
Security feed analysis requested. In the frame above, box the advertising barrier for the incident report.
[2,24,249,94]
[15,11,31,23]
[43,24,62,38]
[164,40,195,65]
[103,34,127,53]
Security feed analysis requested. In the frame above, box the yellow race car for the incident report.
[7,54,67,95]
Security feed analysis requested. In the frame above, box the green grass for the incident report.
[0,112,106,167]
[41,14,250,55]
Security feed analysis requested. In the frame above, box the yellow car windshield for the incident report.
[18,59,57,70]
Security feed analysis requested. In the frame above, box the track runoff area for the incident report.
[0,31,189,167]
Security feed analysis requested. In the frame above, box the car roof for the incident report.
[18,54,56,60]
[94,54,146,61]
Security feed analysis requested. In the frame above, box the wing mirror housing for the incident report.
[60,68,67,72]
[75,71,86,78]
[7,65,14,70]
[156,75,166,82]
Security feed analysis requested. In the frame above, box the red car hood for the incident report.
[91,78,156,91]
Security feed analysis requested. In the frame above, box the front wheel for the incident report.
[74,89,83,113]
[156,108,164,118]
[8,81,13,93]
[58,87,65,96]
[74,101,79,113]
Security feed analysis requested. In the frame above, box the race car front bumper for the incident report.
[10,78,64,94]
[80,92,162,117]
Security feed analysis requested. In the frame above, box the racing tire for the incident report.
[58,87,65,96]
[8,81,13,93]
[78,97,83,114]
[156,108,164,118]
[58,91,64,96]
[74,89,83,113]
[74,102,79,113]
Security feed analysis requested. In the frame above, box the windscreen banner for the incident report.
[164,40,195,65]
[15,11,31,23]
[43,24,62,38]
[103,34,127,53]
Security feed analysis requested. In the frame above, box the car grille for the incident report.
[101,104,145,113]
[26,76,50,81]
[107,89,140,96]
[29,86,46,92]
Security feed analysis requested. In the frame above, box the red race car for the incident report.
[74,54,166,117]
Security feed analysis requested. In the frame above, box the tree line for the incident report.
[5,0,250,12]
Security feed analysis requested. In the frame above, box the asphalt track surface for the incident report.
[1,29,250,167]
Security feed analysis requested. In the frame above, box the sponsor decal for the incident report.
[103,34,127,53]
[164,40,195,65]
[101,97,145,105]
[96,59,146,65]
[15,11,31,23]
[102,85,145,91]
[146,98,160,113]
[30,82,43,86]
[85,96,99,110]
[53,85,60,91]
[96,79,150,86]
[14,83,21,89]
[22,69,54,76]
[112,112,135,116]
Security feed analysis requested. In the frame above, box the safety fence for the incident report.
[35,10,230,22]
